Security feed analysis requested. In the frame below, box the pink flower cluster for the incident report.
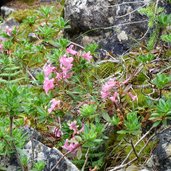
[66,45,92,61]
[62,121,84,154]
[43,55,74,94]
[58,55,74,80]
[101,78,137,103]
[53,127,63,138]
[62,138,80,154]
[43,64,56,94]
[68,120,84,135]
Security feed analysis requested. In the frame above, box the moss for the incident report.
[94,62,120,79]
[10,9,36,23]
[17,0,35,4]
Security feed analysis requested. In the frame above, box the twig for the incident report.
[81,148,89,171]
[95,59,120,65]
[101,20,148,30]
[121,126,153,165]
[108,1,146,8]
[115,4,146,19]
[68,42,84,49]
[130,139,139,160]
[75,20,148,40]
[26,68,39,86]
[108,133,154,171]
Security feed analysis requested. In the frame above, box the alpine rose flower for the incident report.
[0,44,3,52]
[101,79,117,99]
[53,127,63,138]
[82,51,92,61]
[5,26,13,36]
[48,98,61,113]
[62,139,79,154]
[60,55,74,71]
[68,120,78,135]
[43,77,55,94]
[109,92,119,103]
[66,45,77,55]
[43,64,56,77]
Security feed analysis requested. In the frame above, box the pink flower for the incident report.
[43,77,55,94]
[48,98,61,113]
[102,79,117,92]
[43,64,56,77]
[60,55,74,71]
[5,26,13,36]
[68,121,78,135]
[82,51,92,61]
[101,79,117,99]
[101,91,110,99]
[0,44,3,52]
[62,139,79,154]
[66,45,77,55]
[128,92,138,101]
[122,77,130,85]
[56,72,63,81]
[53,127,63,138]
[109,91,119,103]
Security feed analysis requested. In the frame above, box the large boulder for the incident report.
[64,0,149,55]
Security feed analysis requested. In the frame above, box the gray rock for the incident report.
[64,0,149,55]
[1,6,15,18]
[145,128,171,171]
[23,139,79,171]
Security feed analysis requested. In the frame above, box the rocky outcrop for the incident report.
[146,128,171,171]
[64,0,149,55]
[0,128,79,171]
[23,139,79,171]
[1,6,15,18]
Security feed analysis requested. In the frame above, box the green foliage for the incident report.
[158,13,171,26]
[79,104,97,118]
[117,112,141,135]
[161,34,171,42]
[82,123,104,147]
[152,73,171,89]
[0,84,31,116]
[0,118,27,156]
[0,1,170,170]
[31,161,46,171]
[0,57,26,85]
[137,53,155,63]
[138,5,163,28]
[150,98,171,126]
[85,43,98,55]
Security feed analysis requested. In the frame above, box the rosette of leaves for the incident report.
[117,112,141,135]
[150,98,171,127]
